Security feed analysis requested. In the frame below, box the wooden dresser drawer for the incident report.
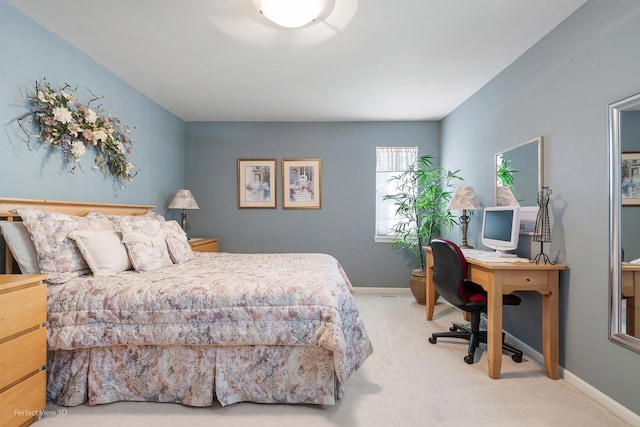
[0,369,46,427]
[0,328,47,391]
[0,285,46,341]
[0,275,47,427]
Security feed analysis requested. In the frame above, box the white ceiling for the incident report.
[9,0,588,122]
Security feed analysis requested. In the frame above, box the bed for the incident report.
[0,197,373,407]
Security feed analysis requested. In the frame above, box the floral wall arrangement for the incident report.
[17,80,137,185]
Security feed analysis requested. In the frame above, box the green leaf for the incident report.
[383,154,463,270]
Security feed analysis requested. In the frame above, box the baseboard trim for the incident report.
[354,287,640,425]
[352,287,412,297]
[504,332,640,426]
[563,370,640,426]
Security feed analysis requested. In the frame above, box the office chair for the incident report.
[427,238,524,365]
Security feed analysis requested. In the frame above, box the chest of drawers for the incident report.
[0,274,47,427]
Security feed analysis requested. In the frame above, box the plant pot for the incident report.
[409,268,439,305]
[410,269,427,305]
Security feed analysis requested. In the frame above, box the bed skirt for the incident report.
[47,345,342,407]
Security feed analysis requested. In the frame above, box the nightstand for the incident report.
[189,237,219,253]
[0,274,47,427]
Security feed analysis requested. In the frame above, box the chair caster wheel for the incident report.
[464,354,474,364]
[512,354,523,363]
[449,325,458,332]
[428,336,437,344]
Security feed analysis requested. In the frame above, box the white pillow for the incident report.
[68,230,132,276]
[0,221,41,274]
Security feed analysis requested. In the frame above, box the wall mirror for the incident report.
[609,90,640,353]
[495,136,544,207]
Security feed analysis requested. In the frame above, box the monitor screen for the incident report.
[481,206,520,253]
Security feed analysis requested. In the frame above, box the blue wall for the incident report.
[4,0,640,417]
[184,121,441,287]
[0,0,185,209]
[441,0,640,415]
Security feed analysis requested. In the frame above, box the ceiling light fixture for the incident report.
[260,0,328,29]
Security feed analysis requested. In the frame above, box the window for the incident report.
[375,146,418,242]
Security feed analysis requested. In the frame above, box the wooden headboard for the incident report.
[0,197,155,273]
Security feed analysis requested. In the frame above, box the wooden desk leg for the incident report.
[426,278,436,321]
[486,273,503,379]
[627,296,635,337]
[634,294,640,339]
[634,272,640,339]
[541,272,559,379]
[426,252,435,321]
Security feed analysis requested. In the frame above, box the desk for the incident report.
[622,263,640,337]
[424,247,568,379]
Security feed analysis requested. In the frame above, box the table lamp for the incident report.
[168,189,199,237]
[496,185,520,207]
[446,186,483,249]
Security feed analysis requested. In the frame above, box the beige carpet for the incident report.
[35,289,632,427]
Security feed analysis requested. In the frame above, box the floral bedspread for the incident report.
[47,252,373,384]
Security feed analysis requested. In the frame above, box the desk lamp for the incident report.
[446,186,483,249]
[168,189,199,238]
[496,185,520,207]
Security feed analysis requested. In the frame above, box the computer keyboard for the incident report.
[461,249,530,263]
[461,249,491,258]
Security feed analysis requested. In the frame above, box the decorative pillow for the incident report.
[0,221,41,274]
[162,220,194,264]
[68,230,132,276]
[104,211,166,230]
[120,220,173,272]
[16,208,114,283]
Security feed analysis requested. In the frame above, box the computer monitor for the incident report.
[481,206,521,254]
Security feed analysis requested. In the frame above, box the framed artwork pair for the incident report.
[237,158,321,209]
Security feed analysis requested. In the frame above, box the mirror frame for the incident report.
[609,91,640,353]
[495,136,544,206]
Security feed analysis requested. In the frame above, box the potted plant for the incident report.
[384,154,462,304]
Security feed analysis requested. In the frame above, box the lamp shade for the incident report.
[496,186,520,207]
[260,0,327,28]
[168,190,199,210]
[446,186,483,210]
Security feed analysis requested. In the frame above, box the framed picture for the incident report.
[622,152,640,206]
[282,158,322,209]
[237,159,277,208]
